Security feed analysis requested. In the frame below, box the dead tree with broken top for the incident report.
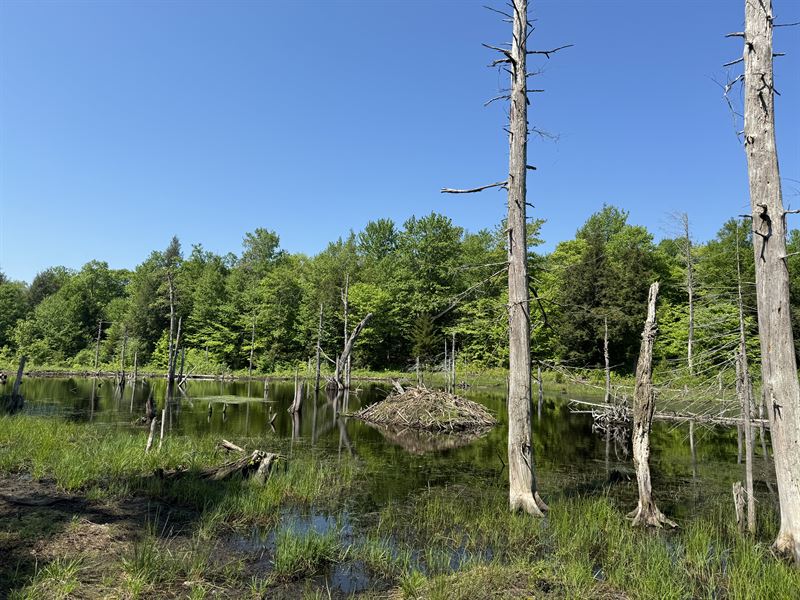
[725,0,800,561]
[442,0,570,515]
[628,282,676,528]
[333,313,372,389]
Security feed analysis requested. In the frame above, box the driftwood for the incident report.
[158,445,281,484]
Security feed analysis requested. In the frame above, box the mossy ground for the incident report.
[1,415,797,599]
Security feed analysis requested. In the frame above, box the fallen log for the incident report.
[569,398,770,429]
[156,446,282,484]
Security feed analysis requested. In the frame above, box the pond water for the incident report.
[7,375,776,524]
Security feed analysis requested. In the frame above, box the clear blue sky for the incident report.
[1,0,798,283]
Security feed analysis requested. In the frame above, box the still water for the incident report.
[6,376,776,521]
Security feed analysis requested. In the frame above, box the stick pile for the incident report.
[352,386,497,432]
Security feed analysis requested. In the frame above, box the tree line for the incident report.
[2,204,798,375]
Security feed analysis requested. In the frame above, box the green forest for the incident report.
[2,205,796,376]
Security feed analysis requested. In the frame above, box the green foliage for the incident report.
[9,210,800,378]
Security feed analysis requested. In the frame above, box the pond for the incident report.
[8,375,776,523]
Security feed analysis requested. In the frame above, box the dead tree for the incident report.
[736,222,756,534]
[678,213,695,375]
[315,303,323,393]
[289,369,303,414]
[11,356,26,398]
[333,313,372,389]
[94,320,103,371]
[628,282,676,528]
[248,310,257,378]
[441,0,569,515]
[603,317,611,404]
[730,0,800,561]
[341,274,351,389]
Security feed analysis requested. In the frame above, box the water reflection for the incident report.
[11,376,775,520]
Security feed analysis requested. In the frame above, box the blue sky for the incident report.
[1,0,798,283]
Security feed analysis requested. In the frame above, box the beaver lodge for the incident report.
[352,384,497,433]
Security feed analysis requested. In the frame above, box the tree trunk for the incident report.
[681,213,695,375]
[742,0,800,561]
[604,317,611,404]
[506,0,546,516]
[315,304,323,394]
[736,229,756,534]
[11,356,26,397]
[166,274,176,387]
[248,310,256,378]
[628,282,676,528]
[334,313,372,389]
[289,369,304,414]
[94,320,102,371]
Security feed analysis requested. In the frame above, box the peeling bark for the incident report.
[628,282,676,528]
[742,0,800,562]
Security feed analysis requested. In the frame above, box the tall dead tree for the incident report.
[736,222,756,534]
[603,317,611,404]
[248,310,257,378]
[728,0,800,561]
[315,304,323,394]
[441,0,569,515]
[342,274,351,389]
[628,282,676,528]
[680,213,695,375]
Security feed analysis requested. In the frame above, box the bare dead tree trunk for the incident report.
[315,304,323,394]
[440,0,569,516]
[736,227,756,534]
[628,282,676,528]
[679,213,695,375]
[604,317,611,404]
[94,320,102,371]
[443,338,449,392]
[451,332,456,388]
[166,273,176,386]
[334,313,372,389]
[342,274,351,390]
[248,310,256,378]
[167,316,181,402]
[11,356,26,397]
[132,351,138,384]
[740,0,800,561]
[289,369,303,413]
[119,329,127,387]
[504,0,546,516]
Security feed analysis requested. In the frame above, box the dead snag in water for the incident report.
[333,313,372,389]
[442,0,569,517]
[628,282,676,528]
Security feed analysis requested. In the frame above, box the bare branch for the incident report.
[526,165,537,170]
[485,94,511,106]
[724,57,744,67]
[527,44,574,58]
[483,4,513,20]
[726,31,746,37]
[441,180,508,194]
[774,21,800,28]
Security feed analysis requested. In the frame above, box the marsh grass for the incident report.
[4,414,800,598]
[271,528,344,580]
[9,556,84,600]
